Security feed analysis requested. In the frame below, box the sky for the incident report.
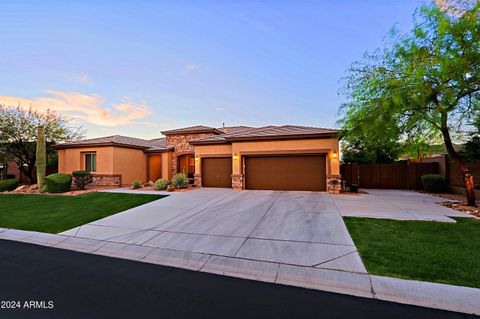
[0,0,428,139]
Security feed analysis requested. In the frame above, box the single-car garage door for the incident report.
[245,155,326,191]
[202,157,232,188]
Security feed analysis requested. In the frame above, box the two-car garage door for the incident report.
[201,154,327,191]
[245,155,327,191]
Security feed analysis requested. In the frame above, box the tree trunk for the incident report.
[441,126,477,207]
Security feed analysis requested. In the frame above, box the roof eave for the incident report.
[161,128,223,136]
[52,142,149,150]
[225,133,339,142]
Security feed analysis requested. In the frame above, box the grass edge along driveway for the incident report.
[344,216,480,289]
[0,192,165,234]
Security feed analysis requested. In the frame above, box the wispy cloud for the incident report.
[70,74,90,83]
[435,0,475,17]
[185,63,199,72]
[0,90,153,127]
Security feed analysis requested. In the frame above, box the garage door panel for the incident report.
[245,155,326,191]
[202,157,232,188]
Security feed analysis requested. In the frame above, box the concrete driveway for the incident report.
[62,188,366,273]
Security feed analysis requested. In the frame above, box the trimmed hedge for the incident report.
[45,173,72,193]
[421,174,446,193]
[154,178,169,191]
[171,173,188,189]
[0,179,19,192]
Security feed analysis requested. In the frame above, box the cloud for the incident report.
[0,90,153,127]
[70,74,90,83]
[185,64,199,72]
[215,106,225,112]
[435,0,475,17]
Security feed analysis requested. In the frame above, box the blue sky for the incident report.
[0,0,426,139]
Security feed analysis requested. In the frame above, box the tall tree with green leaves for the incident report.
[0,106,83,184]
[339,3,480,206]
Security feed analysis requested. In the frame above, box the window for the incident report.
[84,153,96,172]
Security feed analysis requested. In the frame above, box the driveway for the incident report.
[332,189,469,222]
[62,188,365,273]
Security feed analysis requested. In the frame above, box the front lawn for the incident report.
[344,217,480,288]
[0,193,165,234]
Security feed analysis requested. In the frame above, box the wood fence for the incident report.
[340,162,439,190]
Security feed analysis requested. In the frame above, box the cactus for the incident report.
[36,126,46,189]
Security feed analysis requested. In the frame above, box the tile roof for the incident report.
[161,125,223,135]
[54,135,172,152]
[190,125,339,144]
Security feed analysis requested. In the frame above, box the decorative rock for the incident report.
[30,184,38,190]
[13,185,29,192]
[167,185,176,192]
[148,180,155,186]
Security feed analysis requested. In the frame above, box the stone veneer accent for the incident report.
[231,174,243,190]
[327,175,341,194]
[194,173,202,187]
[166,133,214,179]
[91,174,122,187]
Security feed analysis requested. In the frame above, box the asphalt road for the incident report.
[0,239,475,319]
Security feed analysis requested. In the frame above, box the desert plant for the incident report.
[45,173,72,193]
[171,173,188,189]
[131,180,142,189]
[154,178,169,191]
[72,170,93,190]
[0,178,19,192]
[421,174,446,193]
[36,126,46,189]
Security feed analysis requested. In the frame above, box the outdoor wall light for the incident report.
[195,157,199,161]
[233,154,239,160]
[332,151,338,159]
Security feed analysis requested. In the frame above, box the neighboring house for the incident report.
[54,125,341,192]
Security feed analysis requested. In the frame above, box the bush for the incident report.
[421,174,446,193]
[171,173,188,189]
[72,170,93,190]
[131,180,142,189]
[45,173,72,193]
[154,178,169,191]
[0,179,19,192]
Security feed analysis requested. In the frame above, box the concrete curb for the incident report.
[1,227,478,316]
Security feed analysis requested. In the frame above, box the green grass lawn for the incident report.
[344,217,480,288]
[0,193,165,234]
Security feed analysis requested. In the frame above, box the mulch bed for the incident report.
[418,191,480,217]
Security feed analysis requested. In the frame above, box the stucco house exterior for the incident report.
[54,125,340,192]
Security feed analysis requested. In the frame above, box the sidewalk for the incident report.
[1,227,478,315]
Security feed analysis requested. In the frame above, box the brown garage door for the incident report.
[202,157,232,188]
[245,155,326,191]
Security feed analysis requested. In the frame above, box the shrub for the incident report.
[171,173,188,189]
[72,170,93,190]
[0,179,19,192]
[131,180,142,189]
[45,173,72,193]
[421,174,446,193]
[154,178,169,191]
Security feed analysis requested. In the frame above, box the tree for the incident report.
[459,117,480,160]
[339,3,480,206]
[0,106,83,184]
[341,136,402,164]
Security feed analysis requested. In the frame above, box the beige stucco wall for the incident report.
[57,146,115,174]
[193,138,340,177]
[57,146,149,185]
[112,147,147,185]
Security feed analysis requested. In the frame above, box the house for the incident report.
[54,125,341,192]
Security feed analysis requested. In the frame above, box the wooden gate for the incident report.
[341,162,438,190]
